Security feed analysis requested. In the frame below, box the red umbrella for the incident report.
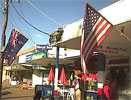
[59,67,67,85]
[88,74,98,80]
[48,67,55,82]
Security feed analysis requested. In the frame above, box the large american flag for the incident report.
[2,27,28,66]
[81,3,112,74]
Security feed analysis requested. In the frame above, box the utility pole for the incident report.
[0,0,9,98]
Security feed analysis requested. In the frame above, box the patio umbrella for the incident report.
[59,67,67,85]
[48,67,55,83]
[59,67,67,100]
[88,74,98,81]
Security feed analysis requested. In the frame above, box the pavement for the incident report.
[1,80,35,100]
[1,80,74,100]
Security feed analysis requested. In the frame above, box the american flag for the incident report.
[2,27,28,66]
[81,3,112,74]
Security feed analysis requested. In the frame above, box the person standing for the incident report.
[102,75,111,100]
[74,75,81,100]
[110,75,119,100]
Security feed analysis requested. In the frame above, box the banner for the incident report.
[97,42,129,56]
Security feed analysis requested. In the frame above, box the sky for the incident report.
[0,0,118,51]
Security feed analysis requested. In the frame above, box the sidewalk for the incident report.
[1,80,35,100]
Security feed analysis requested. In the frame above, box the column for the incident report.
[54,47,59,96]
[97,53,106,96]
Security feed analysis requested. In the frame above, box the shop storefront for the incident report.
[106,57,131,99]
[50,0,131,99]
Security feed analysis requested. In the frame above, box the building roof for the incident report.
[17,46,35,56]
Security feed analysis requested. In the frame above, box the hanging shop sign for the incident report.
[31,51,47,60]
[35,44,52,52]
[97,42,129,56]
[32,65,46,70]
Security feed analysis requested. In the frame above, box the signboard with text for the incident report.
[35,44,52,52]
[32,65,46,70]
[31,51,47,60]
[25,51,47,61]
[97,42,129,56]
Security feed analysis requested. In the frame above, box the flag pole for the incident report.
[86,2,131,42]
[0,0,9,98]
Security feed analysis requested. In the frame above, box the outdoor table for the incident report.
[58,85,74,100]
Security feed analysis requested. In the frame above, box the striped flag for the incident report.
[81,3,112,74]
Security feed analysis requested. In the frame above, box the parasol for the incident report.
[59,67,67,85]
[59,67,67,100]
[88,74,98,81]
[48,67,55,83]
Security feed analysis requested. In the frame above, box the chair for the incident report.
[67,88,74,100]
[58,86,69,100]
[57,87,64,96]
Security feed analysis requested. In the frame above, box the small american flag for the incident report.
[81,3,112,74]
[2,27,28,66]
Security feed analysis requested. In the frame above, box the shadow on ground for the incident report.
[1,91,12,96]
[1,96,33,100]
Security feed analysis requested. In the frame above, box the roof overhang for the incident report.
[5,65,30,71]
[56,20,131,49]
[55,0,131,57]
[56,20,131,57]
[20,57,75,67]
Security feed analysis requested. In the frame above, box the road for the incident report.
[1,80,34,100]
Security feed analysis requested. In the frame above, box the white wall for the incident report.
[99,0,131,25]
[64,49,80,58]
[48,47,65,58]
[32,70,43,87]
[18,52,33,63]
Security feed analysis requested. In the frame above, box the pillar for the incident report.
[54,46,59,96]
[97,53,106,96]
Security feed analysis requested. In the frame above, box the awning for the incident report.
[56,20,130,56]
[20,57,74,67]
[56,0,131,57]
[5,65,30,71]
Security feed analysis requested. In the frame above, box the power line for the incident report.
[16,3,34,47]
[9,10,35,47]
[9,3,37,45]
[19,3,33,41]
[25,0,63,27]
[11,2,50,36]
[11,2,57,60]
[0,6,3,12]
[9,7,23,34]
[10,2,57,60]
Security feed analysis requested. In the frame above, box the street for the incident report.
[1,80,34,100]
